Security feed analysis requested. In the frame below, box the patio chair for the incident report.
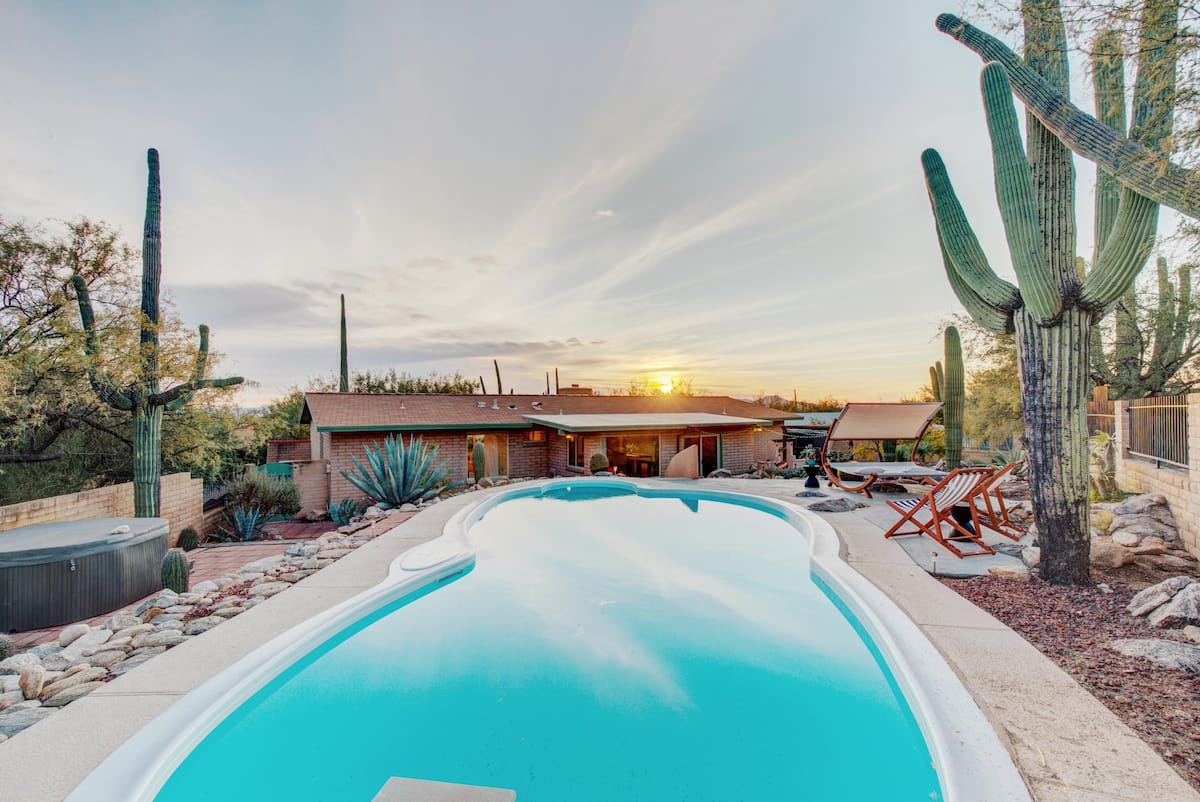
[883,467,995,557]
[970,461,1026,540]
[821,402,945,498]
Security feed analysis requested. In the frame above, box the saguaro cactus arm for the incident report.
[935,228,1015,334]
[69,274,134,411]
[154,325,244,409]
[1092,30,1126,262]
[980,63,1061,322]
[935,11,1199,219]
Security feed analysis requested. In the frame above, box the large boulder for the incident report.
[1108,495,1179,545]
[1147,582,1200,629]
[1089,537,1137,570]
[807,498,867,513]
[1128,576,1194,618]
[1109,638,1200,674]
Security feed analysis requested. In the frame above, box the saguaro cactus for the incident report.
[923,2,1176,584]
[339,293,349,393]
[472,440,486,482]
[942,327,964,469]
[72,149,243,517]
[493,359,503,395]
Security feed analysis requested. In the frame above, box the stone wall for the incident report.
[1113,394,1200,557]
[0,473,204,548]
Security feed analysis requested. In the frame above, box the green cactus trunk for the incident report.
[161,548,190,594]
[943,327,965,469]
[1017,308,1092,584]
[472,440,486,482]
[339,294,349,393]
[133,400,163,518]
[882,440,898,461]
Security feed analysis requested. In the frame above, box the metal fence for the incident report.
[1127,395,1189,469]
[1088,385,1116,437]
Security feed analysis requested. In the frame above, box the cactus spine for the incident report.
[161,548,190,594]
[339,293,349,393]
[72,149,243,517]
[471,440,486,482]
[923,3,1177,584]
[942,327,965,469]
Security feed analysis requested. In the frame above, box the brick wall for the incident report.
[266,439,311,463]
[0,472,204,548]
[1113,395,1200,557]
[293,459,331,510]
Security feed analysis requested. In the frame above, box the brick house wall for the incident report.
[293,459,331,511]
[0,472,204,548]
[266,439,312,463]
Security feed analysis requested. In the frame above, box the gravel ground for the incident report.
[940,575,1200,792]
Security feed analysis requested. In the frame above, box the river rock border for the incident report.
[0,517,396,743]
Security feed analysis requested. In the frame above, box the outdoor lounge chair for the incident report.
[970,461,1026,540]
[821,402,946,498]
[883,467,995,557]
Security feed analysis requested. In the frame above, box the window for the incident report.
[603,435,660,477]
[566,435,583,469]
[467,433,509,479]
[523,429,546,443]
[680,434,721,476]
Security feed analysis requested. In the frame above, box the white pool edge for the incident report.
[68,478,1030,802]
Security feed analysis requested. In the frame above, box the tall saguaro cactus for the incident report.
[942,327,964,469]
[72,149,243,517]
[339,294,349,393]
[923,2,1177,584]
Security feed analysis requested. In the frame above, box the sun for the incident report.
[658,376,674,394]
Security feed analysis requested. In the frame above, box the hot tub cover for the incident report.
[0,518,169,568]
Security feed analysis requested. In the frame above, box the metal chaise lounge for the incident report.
[821,402,946,498]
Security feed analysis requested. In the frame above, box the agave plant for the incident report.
[222,505,266,542]
[989,446,1027,477]
[328,497,368,527]
[341,434,453,507]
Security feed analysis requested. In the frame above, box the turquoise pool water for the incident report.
[156,485,942,801]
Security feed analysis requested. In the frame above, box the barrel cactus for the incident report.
[471,440,486,482]
[161,548,190,594]
[0,634,11,661]
[177,527,199,551]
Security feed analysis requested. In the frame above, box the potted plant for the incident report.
[799,445,821,488]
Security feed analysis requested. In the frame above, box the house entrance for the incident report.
[680,434,721,476]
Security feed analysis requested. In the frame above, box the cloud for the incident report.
[594,209,615,218]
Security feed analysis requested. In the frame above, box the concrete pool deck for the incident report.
[0,480,1195,801]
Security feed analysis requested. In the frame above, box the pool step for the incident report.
[374,777,516,802]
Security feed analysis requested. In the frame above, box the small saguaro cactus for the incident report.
[942,326,965,469]
[472,440,486,482]
[161,548,190,594]
[72,149,243,518]
[339,294,349,393]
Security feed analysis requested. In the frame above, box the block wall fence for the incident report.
[0,472,204,548]
[1113,393,1200,557]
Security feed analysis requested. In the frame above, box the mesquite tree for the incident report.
[923,1,1177,584]
[72,149,243,517]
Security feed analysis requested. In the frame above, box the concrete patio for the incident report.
[0,480,1194,801]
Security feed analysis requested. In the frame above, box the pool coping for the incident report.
[0,479,1194,801]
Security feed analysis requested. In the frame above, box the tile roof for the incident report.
[300,393,798,431]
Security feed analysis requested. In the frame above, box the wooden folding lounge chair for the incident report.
[821,402,945,498]
[883,467,995,557]
[970,461,1026,540]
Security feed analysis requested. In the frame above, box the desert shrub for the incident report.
[328,497,368,526]
[225,471,301,518]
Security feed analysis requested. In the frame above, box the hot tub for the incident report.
[0,517,169,632]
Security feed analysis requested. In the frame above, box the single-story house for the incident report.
[298,393,800,505]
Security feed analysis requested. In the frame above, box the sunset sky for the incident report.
[0,0,1139,405]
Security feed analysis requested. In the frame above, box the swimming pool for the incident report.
[70,480,1029,801]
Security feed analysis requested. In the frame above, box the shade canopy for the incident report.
[826,402,943,441]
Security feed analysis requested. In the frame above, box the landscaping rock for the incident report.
[794,490,827,498]
[108,652,157,678]
[41,681,106,708]
[113,624,155,641]
[1128,576,1195,618]
[191,580,219,594]
[1089,537,1136,570]
[1183,625,1200,645]
[85,650,129,669]
[211,606,245,618]
[134,630,186,649]
[315,548,353,560]
[1021,547,1041,568]
[40,666,107,699]
[1147,582,1200,629]
[40,653,71,672]
[806,498,867,513]
[0,654,42,675]
[60,629,111,659]
[57,623,91,648]
[0,706,52,738]
[988,565,1031,582]
[17,667,44,700]
[0,676,17,694]
[26,643,62,660]
[249,581,290,597]
[1113,493,1175,522]
[1108,514,1177,545]
[0,690,24,711]
[103,613,141,632]
[1131,536,1169,556]
[294,508,328,522]
[363,506,385,520]
[1109,638,1200,674]
[707,468,733,478]
[1111,530,1140,547]
[184,616,226,636]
